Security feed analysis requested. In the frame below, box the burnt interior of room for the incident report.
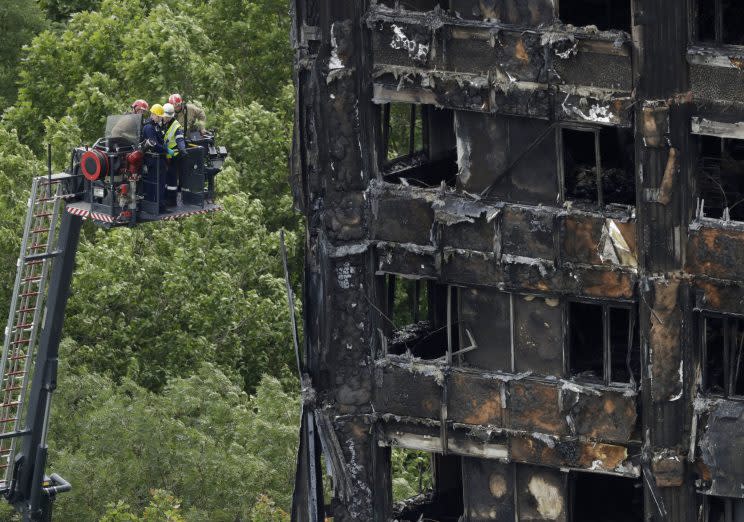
[570,472,643,522]
[558,0,632,33]
[696,0,744,45]
[701,314,744,397]
[569,301,640,385]
[392,450,463,522]
[379,274,455,359]
[380,103,458,187]
[562,126,636,208]
[698,135,744,221]
[699,495,744,522]
[469,114,560,205]
[299,0,320,26]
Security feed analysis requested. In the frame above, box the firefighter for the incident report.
[142,104,168,211]
[130,99,149,115]
[111,99,150,142]
[162,102,187,207]
[168,93,206,138]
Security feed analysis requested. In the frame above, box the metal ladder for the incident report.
[0,177,66,491]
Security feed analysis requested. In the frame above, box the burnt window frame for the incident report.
[557,124,636,210]
[375,101,458,187]
[699,312,744,398]
[300,0,320,27]
[691,0,744,47]
[699,495,744,522]
[569,471,644,521]
[376,274,459,361]
[388,447,464,520]
[556,0,633,33]
[567,299,639,386]
[379,102,429,169]
[695,133,744,222]
[456,290,565,377]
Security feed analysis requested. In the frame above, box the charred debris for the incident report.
[289,0,744,521]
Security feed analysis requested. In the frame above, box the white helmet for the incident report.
[163,103,176,118]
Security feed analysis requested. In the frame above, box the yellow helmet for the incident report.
[150,103,165,117]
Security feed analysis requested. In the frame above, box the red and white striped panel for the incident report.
[65,207,116,223]
[90,212,115,223]
[67,205,221,223]
[65,207,89,219]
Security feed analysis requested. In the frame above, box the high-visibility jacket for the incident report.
[164,120,186,159]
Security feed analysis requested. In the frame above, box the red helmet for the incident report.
[168,93,183,106]
[131,99,149,112]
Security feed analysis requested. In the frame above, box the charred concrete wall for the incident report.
[290,0,744,520]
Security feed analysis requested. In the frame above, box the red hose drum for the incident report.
[80,149,109,181]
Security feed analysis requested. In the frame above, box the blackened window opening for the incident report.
[700,495,744,522]
[698,136,744,221]
[600,126,635,205]
[380,275,452,360]
[564,128,598,205]
[303,0,320,26]
[697,0,744,46]
[559,0,632,33]
[392,450,463,522]
[571,472,643,522]
[569,302,604,381]
[702,315,744,397]
[569,301,639,385]
[380,104,458,187]
[610,307,641,383]
[563,126,635,208]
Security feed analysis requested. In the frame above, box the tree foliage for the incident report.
[0,128,41,322]
[199,0,292,105]
[38,0,103,22]
[0,0,300,519]
[2,0,292,152]
[392,448,434,502]
[64,169,298,391]
[101,490,186,522]
[0,1,46,109]
[49,364,298,521]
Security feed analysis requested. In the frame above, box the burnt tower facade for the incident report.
[290,1,744,520]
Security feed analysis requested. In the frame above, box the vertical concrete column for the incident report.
[292,1,379,520]
[633,0,697,519]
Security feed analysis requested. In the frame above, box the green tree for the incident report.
[49,364,299,521]
[43,114,84,170]
[101,490,186,522]
[119,4,231,109]
[215,97,296,230]
[199,0,292,106]
[392,448,434,502]
[38,0,102,21]
[2,0,142,150]
[0,1,46,110]
[0,1,303,519]
[62,168,297,391]
[248,495,290,522]
[0,128,42,322]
